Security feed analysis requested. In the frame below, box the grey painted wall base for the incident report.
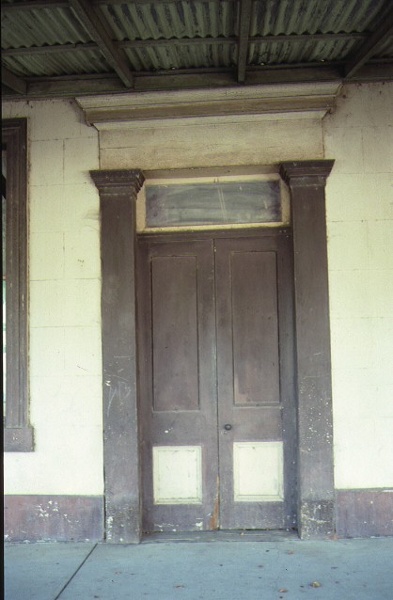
[336,490,393,538]
[4,495,104,542]
[4,491,393,541]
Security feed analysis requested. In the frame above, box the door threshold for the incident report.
[142,530,298,544]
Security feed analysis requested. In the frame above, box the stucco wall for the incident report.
[99,115,324,170]
[3,100,103,495]
[324,82,393,489]
[3,82,393,499]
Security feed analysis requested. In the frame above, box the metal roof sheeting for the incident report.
[98,1,238,41]
[4,49,110,78]
[123,43,236,71]
[2,7,92,49]
[249,37,361,66]
[373,35,393,59]
[250,0,387,36]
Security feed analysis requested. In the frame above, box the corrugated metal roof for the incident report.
[4,49,110,78]
[1,0,392,97]
[250,0,387,36]
[373,35,393,58]
[123,43,236,72]
[2,6,92,49]
[249,37,360,66]
[99,1,238,41]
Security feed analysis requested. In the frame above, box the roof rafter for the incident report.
[3,61,393,100]
[1,32,369,58]
[120,31,367,50]
[2,42,100,56]
[237,0,253,83]
[93,0,237,4]
[1,65,27,94]
[0,0,69,11]
[69,0,134,88]
[345,8,393,78]
[0,0,237,10]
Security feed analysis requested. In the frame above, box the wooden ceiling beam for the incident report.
[120,31,367,49]
[345,8,393,78]
[93,0,237,4]
[237,0,253,83]
[1,0,236,9]
[69,0,134,88]
[0,0,68,11]
[2,32,368,58]
[1,66,27,95]
[2,43,99,56]
[3,61,393,100]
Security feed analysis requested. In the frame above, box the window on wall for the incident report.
[2,118,33,452]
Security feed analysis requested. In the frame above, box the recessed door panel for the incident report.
[231,250,280,406]
[233,441,284,502]
[151,255,199,411]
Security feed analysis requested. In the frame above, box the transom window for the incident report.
[137,174,289,232]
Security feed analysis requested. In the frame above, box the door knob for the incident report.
[224,424,232,431]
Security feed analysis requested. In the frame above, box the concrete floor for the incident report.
[4,535,393,600]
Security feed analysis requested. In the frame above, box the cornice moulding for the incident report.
[76,82,342,129]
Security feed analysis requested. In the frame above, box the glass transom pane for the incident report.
[145,180,281,228]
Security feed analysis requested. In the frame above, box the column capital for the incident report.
[90,169,145,195]
[279,160,334,187]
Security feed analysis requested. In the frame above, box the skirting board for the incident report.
[336,490,393,538]
[4,490,393,541]
[4,495,104,542]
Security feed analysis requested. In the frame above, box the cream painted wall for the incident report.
[3,99,104,495]
[99,115,324,170]
[324,82,393,489]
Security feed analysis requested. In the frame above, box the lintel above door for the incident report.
[77,82,341,130]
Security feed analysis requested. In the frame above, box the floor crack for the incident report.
[54,543,98,599]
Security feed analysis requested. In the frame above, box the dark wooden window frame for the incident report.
[91,160,335,542]
[3,118,34,452]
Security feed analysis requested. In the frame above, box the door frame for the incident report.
[90,160,335,542]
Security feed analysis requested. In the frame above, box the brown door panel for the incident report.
[138,231,296,533]
[138,238,219,532]
[215,235,296,530]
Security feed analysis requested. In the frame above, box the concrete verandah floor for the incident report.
[4,534,393,600]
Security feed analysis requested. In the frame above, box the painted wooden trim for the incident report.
[280,160,335,539]
[3,118,33,452]
[90,169,145,543]
[76,82,341,127]
[4,495,104,542]
[4,427,34,452]
[336,490,393,538]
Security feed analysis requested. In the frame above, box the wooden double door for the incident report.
[137,231,297,533]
